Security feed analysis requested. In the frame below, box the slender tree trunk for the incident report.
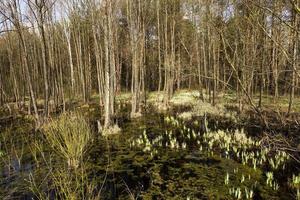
[65,24,75,94]
[157,0,162,92]
[10,1,40,126]
[288,6,299,114]
[104,0,116,128]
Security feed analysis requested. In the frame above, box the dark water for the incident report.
[0,107,298,199]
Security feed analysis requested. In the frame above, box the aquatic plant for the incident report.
[265,171,279,190]
[234,168,239,174]
[199,126,292,176]
[229,187,242,199]
[269,150,290,170]
[27,113,101,200]
[291,174,300,199]
[241,174,245,183]
[28,165,101,200]
[229,186,254,199]
[252,158,257,170]
[164,116,180,127]
[245,187,254,199]
[266,172,273,186]
[42,112,91,169]
[225,173,230,185]
[132,112,291,198]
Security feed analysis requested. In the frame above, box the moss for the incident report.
[140,151,278,199]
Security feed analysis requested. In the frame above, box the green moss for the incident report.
[140,151,278,199]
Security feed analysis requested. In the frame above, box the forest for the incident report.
[0,0,299,199]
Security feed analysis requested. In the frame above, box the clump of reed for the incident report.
[42,112,91,169]
[28,163,101,200]
[28,112,100,199]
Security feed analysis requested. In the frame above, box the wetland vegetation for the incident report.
[0,0,300,199]
[1,92,300,199]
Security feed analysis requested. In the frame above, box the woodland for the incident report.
[0,0,299,199]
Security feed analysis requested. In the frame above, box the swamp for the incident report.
[0,0,300,199]
[1,92,300,199]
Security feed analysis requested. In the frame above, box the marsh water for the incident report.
[0,104,299,199]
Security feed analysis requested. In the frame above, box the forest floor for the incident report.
[2,89,300,119]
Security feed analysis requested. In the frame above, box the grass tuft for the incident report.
[42,112,91,169]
